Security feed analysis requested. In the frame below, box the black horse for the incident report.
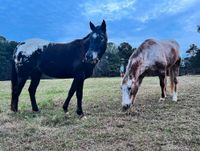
[11,20,107,117]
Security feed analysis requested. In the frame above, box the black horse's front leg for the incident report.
[76,78,84,116]
[63,74,85,117]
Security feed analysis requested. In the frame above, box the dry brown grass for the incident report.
[0,76,200,151]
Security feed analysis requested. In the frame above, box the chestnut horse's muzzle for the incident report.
[122,104,131,111]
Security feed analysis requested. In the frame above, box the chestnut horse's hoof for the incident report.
[122,104,131,111]
[159,97,165,102]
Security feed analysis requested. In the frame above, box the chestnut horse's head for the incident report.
[121,74,140,111]
[120,59,142,111]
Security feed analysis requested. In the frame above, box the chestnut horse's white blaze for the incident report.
[121,78,132,106]
[121,39,181,110]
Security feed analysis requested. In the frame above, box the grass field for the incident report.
[0,76,200,151]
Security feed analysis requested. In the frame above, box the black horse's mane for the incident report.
[82,33,91,40]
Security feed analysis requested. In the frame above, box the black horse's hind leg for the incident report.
[28,70,42,112]
[11,77,27,112]
[63,79,77,113]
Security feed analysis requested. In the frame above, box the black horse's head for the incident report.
[85,20,107,64]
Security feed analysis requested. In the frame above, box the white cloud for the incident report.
[136,0,199,23]
[80,0,198,23]
[163,0,198,14]
[80,0,136,21]
[181,11,200,32]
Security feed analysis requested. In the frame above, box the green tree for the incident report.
[184,44,200,74]
[0,36,18,80]
[197,25,200,33]
[118,42,136,65]
[93,42,120,77]
[182,25,200,74]
[106,42,118,54]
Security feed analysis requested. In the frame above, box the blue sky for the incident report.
[0,0,200,57]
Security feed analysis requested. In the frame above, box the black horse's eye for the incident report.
[100,35,104,41]
[127,87,131,91]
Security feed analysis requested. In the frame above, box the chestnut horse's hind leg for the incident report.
[11,77,27,112]
[159,71,167,102]
[28,70,42,112]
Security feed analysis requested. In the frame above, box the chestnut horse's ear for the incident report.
[101,20,106,33]
[90,21,96,31]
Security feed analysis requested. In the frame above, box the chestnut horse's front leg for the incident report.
[159,73,167,102]
[129,76,144,113]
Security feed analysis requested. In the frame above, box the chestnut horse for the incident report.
[121,39,181,110]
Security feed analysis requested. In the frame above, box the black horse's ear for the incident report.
[101,20,106,33]
[90,21,96,31]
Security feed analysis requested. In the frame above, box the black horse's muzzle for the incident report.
[84,52,99,64]
[84,58,99,64]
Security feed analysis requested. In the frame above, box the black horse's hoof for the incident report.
[11,106,18,112]
[76,110,84,117]
[78,113,85,118]
[63,106,68,113]
[32,109,40,113]
[32,107,40,112]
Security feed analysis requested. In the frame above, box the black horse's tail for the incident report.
[11,60,17,100]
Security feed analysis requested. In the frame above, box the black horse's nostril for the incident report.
[122,104,131,111]
[86,53,93,61]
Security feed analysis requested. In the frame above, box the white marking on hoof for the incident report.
[159,97,165,102]
[82,116,87,120]
[172,92,178,102]
[65,112,70,115]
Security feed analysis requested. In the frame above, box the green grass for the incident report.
[0,76,200,150]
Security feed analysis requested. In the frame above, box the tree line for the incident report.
[180,25,200,75]
[0,36,136,80]
[0,36,18,80]
[0,25,200,80]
